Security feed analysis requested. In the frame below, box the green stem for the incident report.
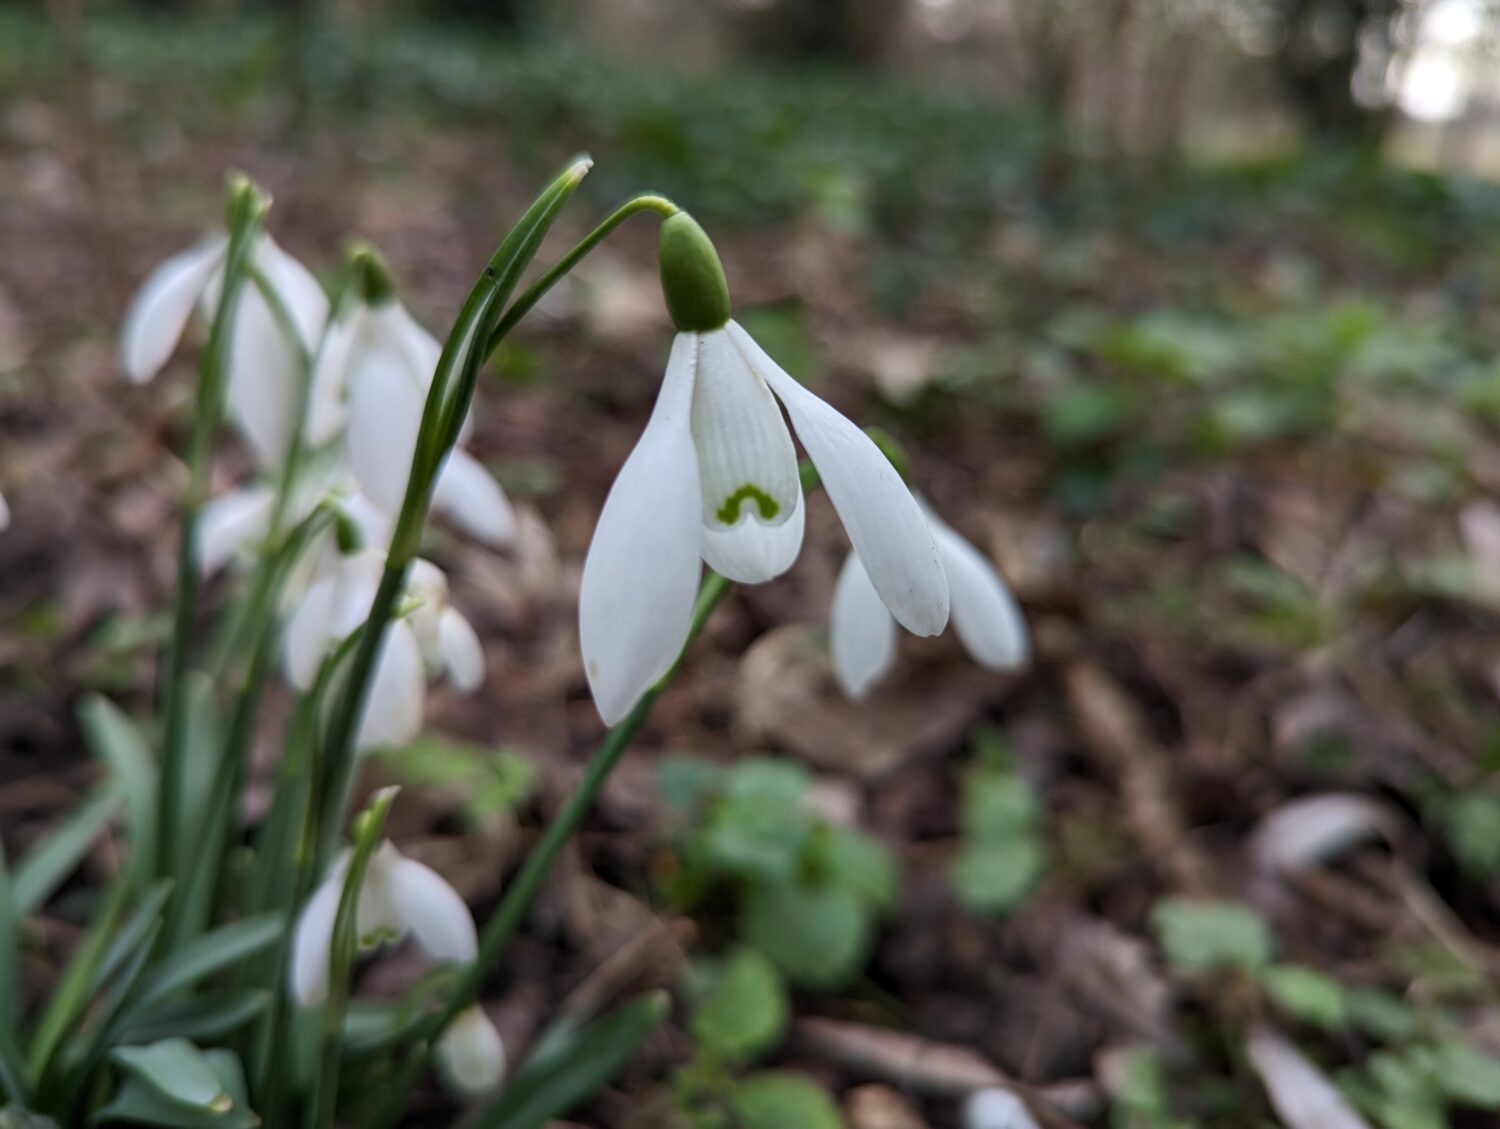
[158,183,267,884]
[481,193,679,362]
[368,572,731,1127]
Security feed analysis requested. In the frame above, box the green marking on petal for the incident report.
[716,484,780,525]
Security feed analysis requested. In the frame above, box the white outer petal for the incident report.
[436,1006,506,1097]
[375,301,442,393]
[963,1089,1040,1129]
[119,234,227,384]
[346,347,424,514]
[433,449,517,548]
[355,620,425,750]
[1245,1025,1372,1129]
[930,515,1029,671]
[731,321,949,636]
[289,866,344,1005]
[284,574,338,691]
[700,490,805,583]
[579,333,703,725]
[830,551,898,700]
[438,607,485,693]
[305,307,361,446]
[255,235,330,351]
[225,285,303,468]
[197,484,276,577]
[388,855,478,963]
[355,843,412,948]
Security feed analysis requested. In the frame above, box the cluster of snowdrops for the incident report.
[1,160,1029,1127]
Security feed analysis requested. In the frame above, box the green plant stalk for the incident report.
[313,157,591,862]
[305,787,397,1129]
[157,180,267,885]
[480,192,680,362]
[368,571,731,1127]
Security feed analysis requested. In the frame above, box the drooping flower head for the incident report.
[831,500,1028,699]
[579,212,950,723]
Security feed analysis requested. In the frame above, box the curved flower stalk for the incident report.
[120,229,329,468]
[579,212,949,723]
[290,839,506,1096]
[831,500,1028,699]
[284,549,484,749]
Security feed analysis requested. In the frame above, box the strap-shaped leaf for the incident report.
[13,790,120,914]
[117,992,268,1046]
[462,991,667,1129]
[111,1040,227,1111]
[78,696,158,884]
[128,915,283,1015]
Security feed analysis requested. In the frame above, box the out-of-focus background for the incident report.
[7,1,1500,1126]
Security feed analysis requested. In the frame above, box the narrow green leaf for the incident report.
[129,915,283,1014]
[0,847,21,1032]
[27,881,127,1080]
[13,790,120,914]
[117,992,269,1046]
[463,991,668,1129]
[78,696,158,885]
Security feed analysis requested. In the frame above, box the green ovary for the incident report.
[716,484,780,525]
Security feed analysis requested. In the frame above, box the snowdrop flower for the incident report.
[964,1089,1040,1129]
[290,840,477,1006]
[436,1006,507,1097]
[284,549,484,749]
[831,501,1027,699]
[1245,1025,1372,1129]
[311,250,516,547]
[580,213,949,723]
[120,229,329,468]
[0,491,9,532]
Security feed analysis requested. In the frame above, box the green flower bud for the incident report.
[658,212,730,333]
[347,241,395,306]
[223,169,271,229]
[334,508,364,554]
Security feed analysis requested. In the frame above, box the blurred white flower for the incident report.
[0,491,9,532]
[964,1089,1039,1129]
[283,549,484,749]
[290,840,476,1006]
[1245,1025,1372,1129]
[436,1005,507,1097]
[830,502,1027,699]
[580,321,949,724]
[314,291,515,547]
[119,231,329,468]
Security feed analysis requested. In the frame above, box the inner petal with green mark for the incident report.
[691,330,801,530]
[716,484,781,525]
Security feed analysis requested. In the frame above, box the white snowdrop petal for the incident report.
[355,621,425,750]
[830,550,898,700]
[289,867,344,1006]
[433,449,517,547]
[731,321,949,636]
[691,330,801,544]
[1246,1025,1373,1129]
[197,484,276,577]
[347,349,424,515]
[700,488,805,583]
[0,492,9,532]
[119,235,227,384]
[224,285,304,468]
[378,302,442,392]
[354,843,411,949]
[1250,794,1395,874]
[931,518,1029,671]
[390,856,478,963]
[305,309,360,446]
[255,235,330,351]
[436,1006,506,1097]
[284,574,338,691]
[329,550,387,639]
[579,333,703,725]
[438,607,485,693]
[964,1089,1041,1129]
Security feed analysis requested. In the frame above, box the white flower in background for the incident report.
[436,1005,507,1097]
[290,840,478,1005]
[579,213,949,724]
[313,281,516,547]
[120,231,329,468]
[964,1089,1040,1129]
[831,502,1028,699]
[0,491,9,532]
[283,549,484,749]
[1245,1025,1372,1129]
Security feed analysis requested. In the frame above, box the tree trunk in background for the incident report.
[728,0,905,67]
[1271,0,1398,143]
